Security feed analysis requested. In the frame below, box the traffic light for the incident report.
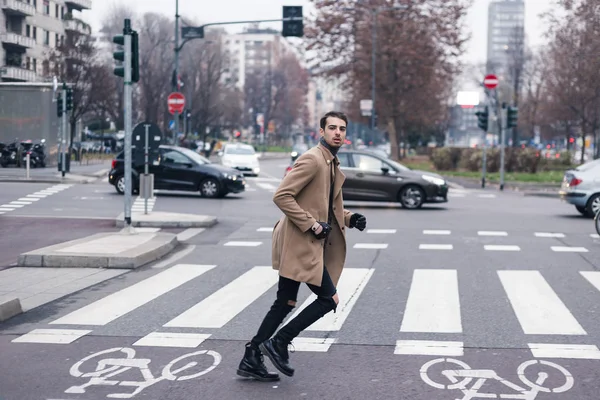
[112,19,139,82]
[65,88,73,111]
[282,6,303,37]
[506,106,518,128]
[112,33,125,78]
[475,106,488,131]
[131,30,139,83]
[57,93,62,117]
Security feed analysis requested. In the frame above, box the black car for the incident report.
[336,149,448,208]
[108,145,246,198]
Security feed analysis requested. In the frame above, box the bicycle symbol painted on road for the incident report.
[420,358,574,400]
[64,347,221,399]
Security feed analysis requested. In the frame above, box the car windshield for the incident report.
[177,147,211,165]
[386,159,411,172]
[225,145,255,155]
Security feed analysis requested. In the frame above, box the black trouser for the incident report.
[251,266,337,346]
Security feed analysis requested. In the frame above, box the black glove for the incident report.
[350,213,367,231]
[311,221,331,239]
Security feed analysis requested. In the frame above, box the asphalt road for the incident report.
[1,156,599,399]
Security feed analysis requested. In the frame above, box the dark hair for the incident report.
[320,111,348,130]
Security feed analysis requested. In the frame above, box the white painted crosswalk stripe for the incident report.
[285,268,374,332]
[528,343,600,360]
[498,270,586,335]
[224,241,262,247]
[394,340,463,356]
[484,245,520,251]
[256,227,273,232]
[367,229,397,234]
[256,182,276,192]
[535,232,565,238]
[423,230,451,235]
[12,329,91,344]
[551,246,588,252]
[401,269,461,333]
[580,271,600,293]
[133,332,211,348]
[49,264,216,326]
[353,243,388,249]
[478,231,507,236]
[419,244,453,250]
[164,267,279,329]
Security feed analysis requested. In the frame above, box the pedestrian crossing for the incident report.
[222,226,597,254]
[0,184,73,215]
[9,263,600,360]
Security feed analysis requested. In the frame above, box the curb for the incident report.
[17,232,179,269]
[115,213,218,228]
[0,297,22,322]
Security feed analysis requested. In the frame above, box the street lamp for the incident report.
[370,5,408,131]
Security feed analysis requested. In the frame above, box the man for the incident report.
[237,111,367,381]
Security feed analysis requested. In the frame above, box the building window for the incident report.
[55,4,59,17]
[55,33,59,47]
[32,27,37,40]
[43,0,50,15]
[33,59,37,73]
[44,30,50,46]
[26,25,30,37]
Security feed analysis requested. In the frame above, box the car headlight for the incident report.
[222,172,237,180]
[422,175,445,186]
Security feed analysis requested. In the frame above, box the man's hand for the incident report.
[350,213,367,231]
[311,221,331,239]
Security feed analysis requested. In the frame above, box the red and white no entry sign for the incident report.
[483,74,499,89]
[168,92,185,115]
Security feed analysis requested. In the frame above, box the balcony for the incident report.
[1,32,35,48]
[65,0,91,11]
[1,0,35,17]
[64,18,91,35]
[0,65,40,82]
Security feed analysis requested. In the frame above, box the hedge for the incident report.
[430,147,572,173]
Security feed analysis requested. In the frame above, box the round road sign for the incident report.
[168,92,185,115]
[483,74,498,89]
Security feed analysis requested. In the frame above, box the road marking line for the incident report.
[164,266,278,328]
[256,227,274,232]
[419,244,453,250]
[448,193,466,197]
[423,230,451,235]
[353,243,388,249]
[478,231,508,236]
[18,197,39,201]
[498,270,586,335]
[551,246,588,252]
[367,229,397,234]
[255,182,277,191]
[394,340,464,356]
[285,268,374,332]
[291,337,337,352]
[478,193,496,198]
[0,207,14,211]
[1,204,24,208]
[581,271,600,293]
[535,232,565,238]
[224,241,262,247]
[528,343,600,360]
[401,269,462,333]
[133,332,212,348]
[12,329,92,344]
[49,264,216,326]
[26,194,48,198]
[177,228,205,241]
[591,233,599,239]
[9,201,32,205]
[484,245,520,251]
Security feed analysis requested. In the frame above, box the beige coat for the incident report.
[271,143,354,287]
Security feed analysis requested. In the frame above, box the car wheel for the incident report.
[584,193,600,218]
[115,176,125,194]
[399,185,425,209]
[576,205,587,215]
[200,178,221,198]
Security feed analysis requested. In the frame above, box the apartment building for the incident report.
[0,0,91,82]
[486,0,525,78]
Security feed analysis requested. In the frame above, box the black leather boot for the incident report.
[237,342,280,381]
[259,335,294,377]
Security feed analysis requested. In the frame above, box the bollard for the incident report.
[26,153,30,180]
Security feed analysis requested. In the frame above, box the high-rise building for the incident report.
[486,0,525,78]
[0,0,92,82]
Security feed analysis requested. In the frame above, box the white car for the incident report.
[218,143,260,176]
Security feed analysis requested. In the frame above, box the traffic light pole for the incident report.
[124,22,133,227]
[61,84,67,178]
[173,0,179,144]
[499,103,507,191]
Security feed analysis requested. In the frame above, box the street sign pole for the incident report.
[61,83,67,177]
[482,123,487,189]
[500,103,507,191]
[144,123,150,215]
[174,0,179,145]
[124,20,133,227]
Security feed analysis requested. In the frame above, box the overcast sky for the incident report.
[80,0,553,70]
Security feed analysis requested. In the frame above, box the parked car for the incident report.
[559,158,600,217]
[284,148,448,208]
[217,143,260,176]
[108,145,246,198]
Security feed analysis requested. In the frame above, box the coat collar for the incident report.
[317,142,340,166]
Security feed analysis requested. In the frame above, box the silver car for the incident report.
[559,159,600,217]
